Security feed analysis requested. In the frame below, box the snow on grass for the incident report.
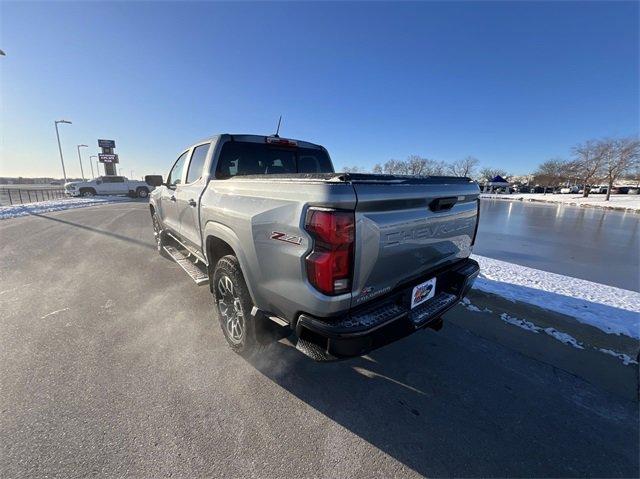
[471,255,640,339]
[480,193,640,212]
[0,196,132,220]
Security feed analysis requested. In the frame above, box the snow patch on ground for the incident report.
[0,196,131,220]
[543,328,585,349]
[460,297,492,313]
[498,312,586,349]
[472,255,640,339]
[597,348,639,366]
[481,193,640,212]
[500,312,542,334]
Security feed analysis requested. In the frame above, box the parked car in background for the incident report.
[64,176,152,198]
[611,187,629,195]
[560,186,579,194]
[590,185,608,194]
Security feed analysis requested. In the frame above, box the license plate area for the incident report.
[411,277,437,309]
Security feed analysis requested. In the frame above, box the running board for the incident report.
[163,245,209,286]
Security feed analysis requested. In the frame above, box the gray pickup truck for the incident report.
[147,134,480,359]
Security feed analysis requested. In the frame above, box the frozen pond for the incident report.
[474,199,639,291]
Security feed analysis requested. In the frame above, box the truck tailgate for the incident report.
[351,181,479,308]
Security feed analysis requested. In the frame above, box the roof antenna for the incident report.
[274,115,282,138]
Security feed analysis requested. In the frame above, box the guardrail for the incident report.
[0,187,67,206]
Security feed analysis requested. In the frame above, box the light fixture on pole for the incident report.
[77,144,88,180]
[54,120,72,183]
[90,155,99,177]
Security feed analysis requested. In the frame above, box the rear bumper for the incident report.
[295,258,479,358]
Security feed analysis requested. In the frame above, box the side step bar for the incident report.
[163,245,209,286]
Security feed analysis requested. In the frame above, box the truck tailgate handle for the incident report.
[188,199,197,207]
[429,196,457,212]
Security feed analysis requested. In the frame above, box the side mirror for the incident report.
[145,175,163,187]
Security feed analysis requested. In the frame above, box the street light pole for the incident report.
[90,155,99,177]
[77,144,88,180]
[54,120,72,183]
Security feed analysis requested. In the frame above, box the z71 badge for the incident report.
[270,231,303,245]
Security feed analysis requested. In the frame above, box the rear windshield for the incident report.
[215,141,334,178]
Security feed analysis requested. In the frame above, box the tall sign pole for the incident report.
[98,139,118,175]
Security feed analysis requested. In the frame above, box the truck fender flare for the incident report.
[202,221,258,303]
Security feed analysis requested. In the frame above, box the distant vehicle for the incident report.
[64,176,152,198]
[560,186,579,194]
[611,187,629,195]
[147,133,480,359]
[50,181,63,186]
[590,185,608,194]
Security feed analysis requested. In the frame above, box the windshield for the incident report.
[216,141,333,179]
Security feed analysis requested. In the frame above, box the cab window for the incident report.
[167,151,189,186]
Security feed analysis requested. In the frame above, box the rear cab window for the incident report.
[215,141,333,179]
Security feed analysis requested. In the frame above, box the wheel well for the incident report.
[79,187,96,193]
[206,236,236,293]
[137,186,149,191]
[206,236,236,268]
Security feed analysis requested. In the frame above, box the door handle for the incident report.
[189,199,197,207]
[170,195,176,202]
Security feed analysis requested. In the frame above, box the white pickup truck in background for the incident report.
[65,175,152,198]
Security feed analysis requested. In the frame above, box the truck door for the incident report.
[174,142,210,253]
[161,150,190,234]
[111,176,128,194]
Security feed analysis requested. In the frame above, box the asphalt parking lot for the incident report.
[1,201,638,478]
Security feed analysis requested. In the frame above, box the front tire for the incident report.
[213,255,259,355]
[137,187,149,199]
[151,212,169,257]
[80,188,96,197]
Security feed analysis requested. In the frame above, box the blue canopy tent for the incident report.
[484,175,510,193]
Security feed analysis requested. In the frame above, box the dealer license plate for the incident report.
[411,278,437,309]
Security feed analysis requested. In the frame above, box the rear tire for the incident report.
[213,255,261,355]
[80,188,96,197]
[137,187,149,199]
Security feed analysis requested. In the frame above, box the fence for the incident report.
[0,187,67,207]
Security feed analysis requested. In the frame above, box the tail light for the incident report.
[304,208,354,295]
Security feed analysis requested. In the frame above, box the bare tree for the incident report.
[533,158,570,193]
[571,140,603,197]
[342,165,366,173]
[602,138,640,201]
[372,156,446,176]
[406,155,429,175]
[448,156,479,177]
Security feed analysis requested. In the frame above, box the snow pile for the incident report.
[0,196,132,220]
[471,255,640,339]
[481,193,640,212]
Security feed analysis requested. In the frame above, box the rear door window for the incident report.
[186,143,210,183]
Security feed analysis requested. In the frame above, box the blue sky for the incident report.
[1,1,638,179]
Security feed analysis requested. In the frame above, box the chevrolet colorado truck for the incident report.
[65,175,151,198]
[147,134,480,359]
